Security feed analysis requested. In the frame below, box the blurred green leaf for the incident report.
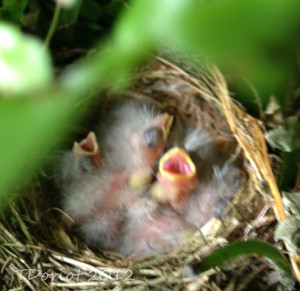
[278,151,300,190]
[56,0,102,45]
[0,0,28,25]
[264,96,283,128]
[265,117,300,189]
[192,240,294,290]
[170,0,300,105]
[1,0,300,209]
[59,0,83,27]
[49,0,124,48]
[0,91,83,203]
[20,1,40,31]
[0,22,52,96]
[274,216,300,254]
[80,0,102,22]
[265,117,300,152]
[61,0,187,90]
[282,191,300,216]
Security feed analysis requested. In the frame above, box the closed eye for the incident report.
[144,127,163,148]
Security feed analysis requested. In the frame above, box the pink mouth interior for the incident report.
[162,153,192,175]
[81,136,95,153]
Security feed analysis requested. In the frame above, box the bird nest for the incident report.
[0,57,285,290]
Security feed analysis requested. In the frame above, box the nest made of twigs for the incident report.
[0,57,285,290]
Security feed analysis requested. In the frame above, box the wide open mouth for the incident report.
[159,147,196,181]
[72,131,98,155]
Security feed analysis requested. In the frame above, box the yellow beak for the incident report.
[158,147,196,181]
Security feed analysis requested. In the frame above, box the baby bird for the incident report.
[117,195,193,258]
[152,124,245,227]
[53,131,101,188]
[151,147,199,212]
[168,122,237,168]
[72,131,101,169]
[116,128,215,258]
[96,101,173,188]
[150,126,216,210]
[117,161,245,258]
[58,100,174,250]
[184,162,246,228]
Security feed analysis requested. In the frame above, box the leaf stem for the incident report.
[44,4,61,48]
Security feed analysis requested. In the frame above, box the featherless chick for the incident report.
[117,195,193,258]
[152,124,245,227]
[96,101,173,181]
[54,131,101,188]
[184,162,246,228]
[150,125,217,211]
[56,100,173,250]
[118,152,245,258]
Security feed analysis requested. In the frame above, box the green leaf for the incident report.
[61,0,187,90]
[59,0,83,27]
[80,0,102,22]
[2,0,300,213]
[265,117,300,152]
[0,22,53,96]
[192,240,294,290]
[274,216,300,254]
[278,151,300,190]
[0,90,84,203]
[172,0,300,101]
[0,0,28,25]
[282,191,300,216]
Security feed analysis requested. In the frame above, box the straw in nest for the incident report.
[0,57,297,290]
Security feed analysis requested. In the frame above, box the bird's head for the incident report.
[151,147,199,208]
[140,112,173,165]
[72,131,101,168]
[128,112,173,188]
[159,147,196,181]
[129,111,173,170]
[100,102,173,172]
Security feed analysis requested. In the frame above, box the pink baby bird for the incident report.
[149,126,246,238]
[151,147,199,212]
[117,195,193,258]
[117,145,199,258]
[150,126,217,212]
[57,100,173,250]
[54,131,101,188]
[184,162,246,228]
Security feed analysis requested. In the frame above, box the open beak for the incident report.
[158,147,196,181]
[152,147,198,207]
[156,113,173,142]
[72,131,101,168]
